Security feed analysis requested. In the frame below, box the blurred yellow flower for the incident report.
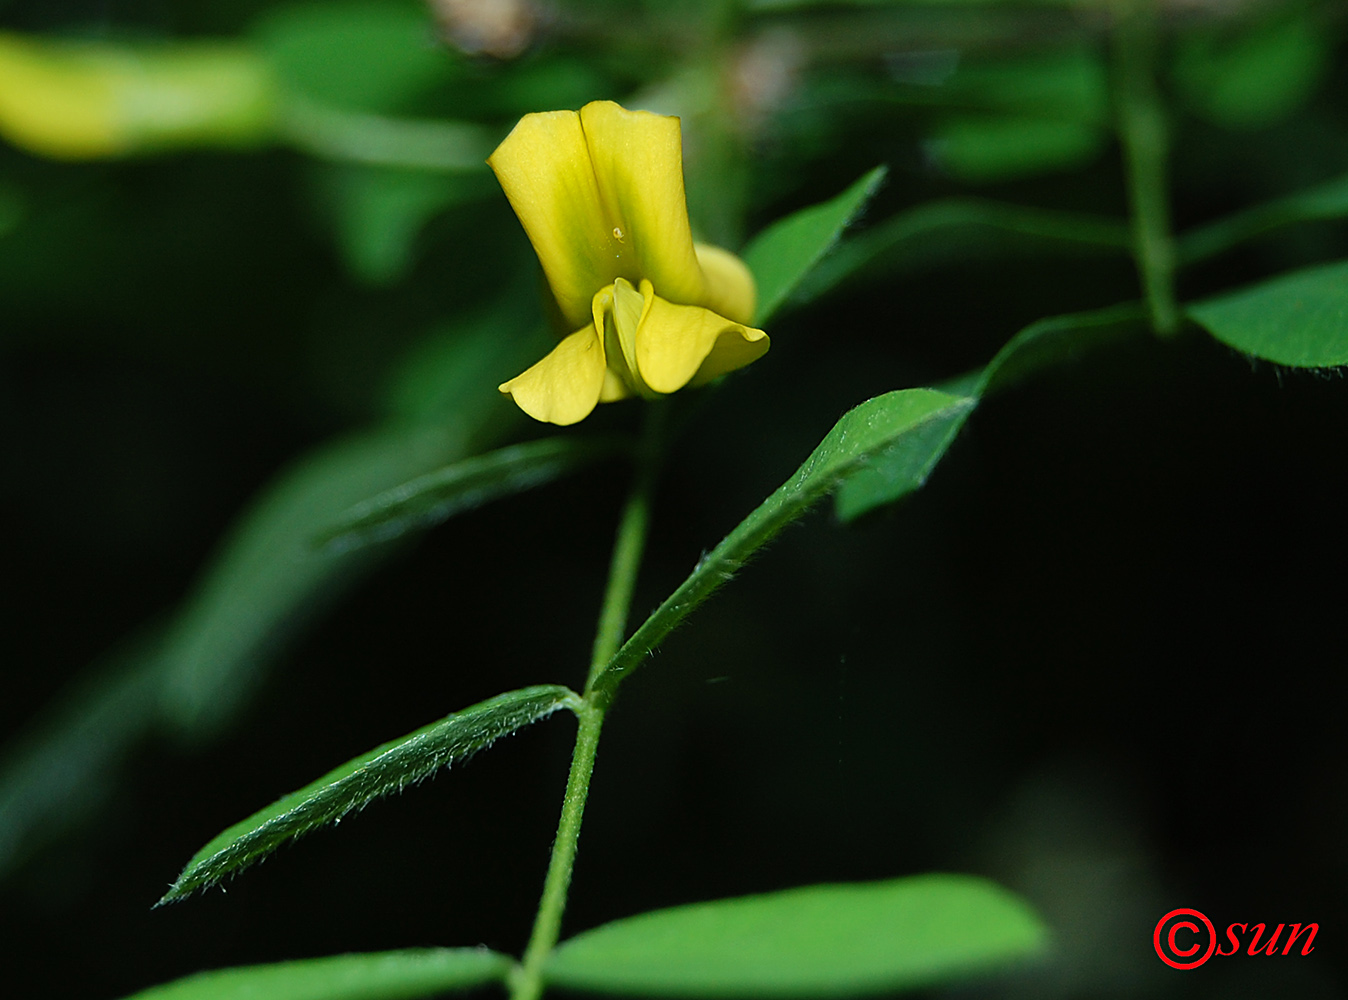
[0,33,273,160]
[490,101,768,425]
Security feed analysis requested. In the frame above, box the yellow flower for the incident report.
[490,101,768,425]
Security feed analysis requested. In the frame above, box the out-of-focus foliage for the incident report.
[3,0,1347,997]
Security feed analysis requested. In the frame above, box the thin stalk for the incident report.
[586,401,668,693]
[1112,0,1179,336]
[509,403,667,1000]
[510,700,605,1000]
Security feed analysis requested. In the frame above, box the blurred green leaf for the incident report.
[1174,13,1330,130]
[0,176,22,235]
[255,1,454,114]
[1188,259,1348,368]
[315,164,494,284]
[918,45,1107,182]
[742,166,887,325]
[593,389,973,694]
[156,422,472,735]
[929,115,1105,183]
[748,0,1081,10]
[0,420,490,877]
[544,874,1047,996]
[321,435,631,552]
[1178,171,1348,264]
[159,685,577,905]
[383,298,553,423]
[938,46,1108,124]
[0,635,163,875]
[121,948,512,1000]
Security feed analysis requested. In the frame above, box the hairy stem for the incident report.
[1113,0,1179,336]
[510,403,666,1000]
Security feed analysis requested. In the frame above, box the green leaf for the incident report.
[1174,13,1330,131]
[929,115,1105,183]
[544,875,1048,997]
[159,685,576,905]
[382,292,554,422]
[320,435,630,552]
[0,176,24,236]
[157,422,471,734]
[315,164,494,284]
[592,389,973,694]
[255,1,455,114]
[1188,259,1348,368]
[836,302,1145,522]
[936,46,1108,125]
[0,635,164,876]
[120,948,512,1000]
[833,405,971,523]
[742,166,887,325]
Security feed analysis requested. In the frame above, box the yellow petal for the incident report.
[632,280,769,395]
[499,325,608,425]
[694,242,757,326]
[599,368,632,402]
[606,277,650,395]
[488,110,615,330]
[0,35,274,160]
[579,101,705,308]
[0,34,121,157]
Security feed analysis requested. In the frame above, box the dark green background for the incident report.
[2,1,1345,997]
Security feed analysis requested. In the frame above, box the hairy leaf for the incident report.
[834,303,1144,522]
[545,875,1047,997]
[1188,259,1348,368]
[121,948,512,1000]
[159,685,577,904]
[321,435,630,552]
[592,389,972,694]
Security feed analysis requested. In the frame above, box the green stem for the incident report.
[510,403,667,1000]
[510,700,605,1000]
[585,401,667,693]
[1112,0,1179,337]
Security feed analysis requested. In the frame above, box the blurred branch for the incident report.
[278,98,497,172]
[1177,171,1348,265]
[1111,0,1179,336]
[798,197,1131,304]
